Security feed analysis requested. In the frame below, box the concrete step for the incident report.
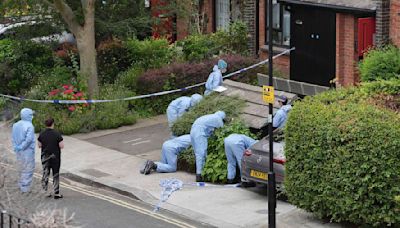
[222,80,297,129]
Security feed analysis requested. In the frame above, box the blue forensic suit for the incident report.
[204,65,223,96]
[273,105,292,129]
[190,111,226,175]
[155,135,191,173]
[224,134,257,180]
[167,94,203,128]
[12,108,35,192]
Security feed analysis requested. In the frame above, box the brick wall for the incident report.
[390,0,400,47]
[374,0,391,45]
[204,0,214,33]
[258,0,265,51]
[336,13,360,86]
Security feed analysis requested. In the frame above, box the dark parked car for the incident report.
[241,132,286,190]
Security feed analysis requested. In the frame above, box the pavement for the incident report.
[0,116,343,228]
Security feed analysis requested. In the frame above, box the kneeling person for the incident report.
[224,134,257,184]
[141,135,191,175]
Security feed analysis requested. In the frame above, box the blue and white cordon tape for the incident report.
[0,48,294,104]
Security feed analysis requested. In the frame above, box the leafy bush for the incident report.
[135,54,264,116]
[176,21,249,62]
[115,66,145,91]
[285,84,400,226]
[359,45,400,82]
[202,121,255,182]
[27,66,76,100]
[213,21,249,55]
[26,84,136,135]
[175,94,253,183]
[124,38,175,69]
[176,33,218,62]
[172,94,246,136]
[0,39,55,95]
[97,39,131,84]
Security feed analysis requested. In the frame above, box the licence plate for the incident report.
[250,170,268,180]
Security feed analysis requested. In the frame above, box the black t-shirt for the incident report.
[38,128,63,160]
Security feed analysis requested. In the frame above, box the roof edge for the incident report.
[279,0,376,14]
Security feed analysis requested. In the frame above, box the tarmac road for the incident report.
[0,163,212,228]
[85,123,170,157]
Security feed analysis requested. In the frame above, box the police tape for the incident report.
[0,48,295,105]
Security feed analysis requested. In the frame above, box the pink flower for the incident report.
[68,106,76,112]
[48,89,59,96]
[75,92,83,97]
[62,85,69,89]
[64,89,73,94]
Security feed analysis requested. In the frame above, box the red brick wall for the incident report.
[259,0,265,52]
[204,0,214,33]
[176,15,189,40]
[259,51,290,77]
[336,13,360,87]
[390,0,400,47]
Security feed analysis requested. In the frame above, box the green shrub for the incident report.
[124,38,175,69]
[27,66,76,99]
[171,94,246,136]
[0,39,55,95]
[175,94,253,183]
[26,84,136,135]
[92,84,137,130]
[97,39,131,84]
[176,33,218,62]
[212,21,249,55]
[176,21,250,62]
[202,120,255,182]
[115,66,145,91]
[359,45,400,82]
[285,87,400,226]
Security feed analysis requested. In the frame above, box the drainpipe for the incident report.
[373,0,391,45]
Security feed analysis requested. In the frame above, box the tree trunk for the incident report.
[53,0,98,98]
[77,0,98,97]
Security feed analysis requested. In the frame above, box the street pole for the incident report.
[267,0,276,227]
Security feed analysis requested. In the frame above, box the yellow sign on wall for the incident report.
[262,86,275,104]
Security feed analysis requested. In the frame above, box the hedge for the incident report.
[359,45,400,82]
[284,81,400,226]
[0,39,55,95]
[134,54,265,116]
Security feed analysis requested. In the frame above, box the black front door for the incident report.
[290,6,336,87]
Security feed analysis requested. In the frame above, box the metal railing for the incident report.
[0,210,30,228]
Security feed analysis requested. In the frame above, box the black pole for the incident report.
[267,0,276,227]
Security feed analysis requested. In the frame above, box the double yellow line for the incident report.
[1,162,196,228]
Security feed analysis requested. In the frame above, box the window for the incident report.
[215,0,231,30]
[265,2,290,47]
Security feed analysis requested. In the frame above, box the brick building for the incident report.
[169,0,400,87]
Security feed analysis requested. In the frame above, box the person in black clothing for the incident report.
[38,118,64,199]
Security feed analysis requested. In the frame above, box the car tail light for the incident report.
[244,149,252,156]
[273,158,286,165]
